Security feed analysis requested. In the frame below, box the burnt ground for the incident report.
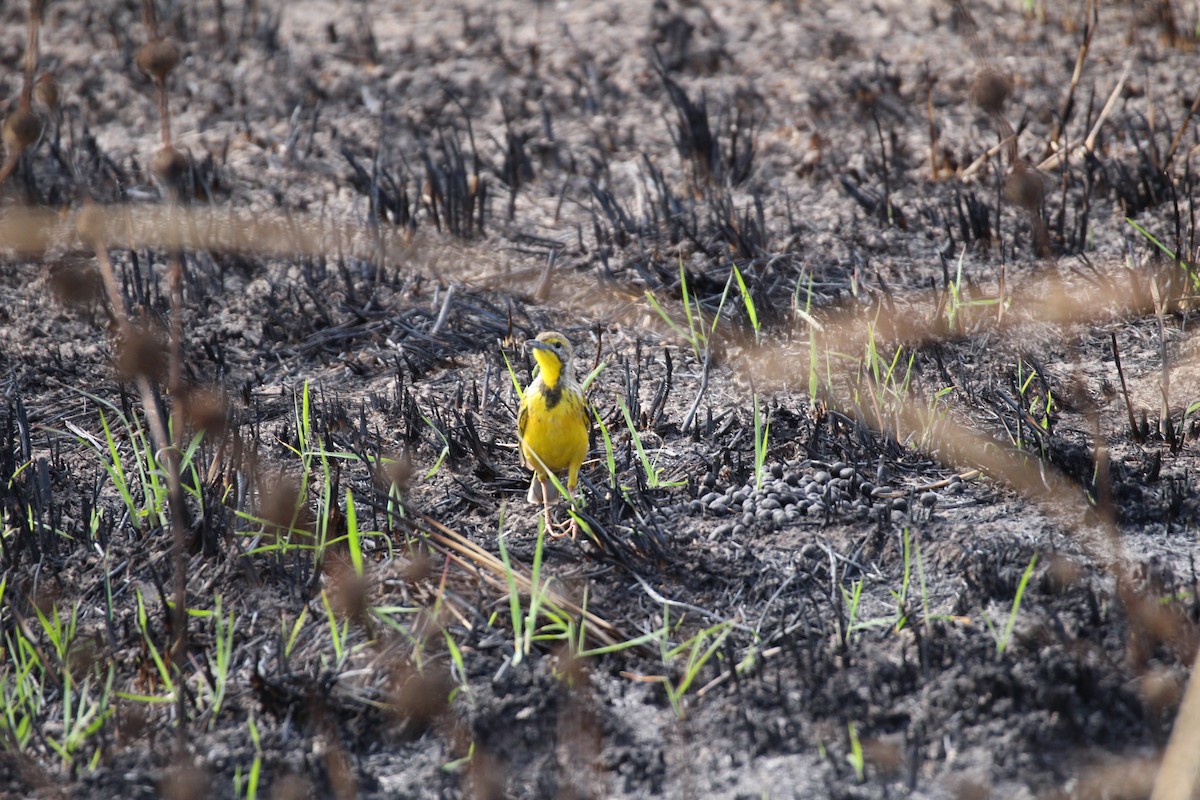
[2,0,1200,798]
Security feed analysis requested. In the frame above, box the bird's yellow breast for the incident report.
[518,381,589,478]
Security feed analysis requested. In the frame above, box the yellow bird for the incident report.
[517,331,590,538]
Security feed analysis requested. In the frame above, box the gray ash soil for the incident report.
[2,1,1200,798]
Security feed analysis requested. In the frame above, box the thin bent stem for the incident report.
[91,239,192,749]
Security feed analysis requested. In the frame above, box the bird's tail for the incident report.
[527,476,543,504]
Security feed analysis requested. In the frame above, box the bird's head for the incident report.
[527,331,575,387]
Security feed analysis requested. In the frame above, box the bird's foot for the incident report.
[547,516,579,540]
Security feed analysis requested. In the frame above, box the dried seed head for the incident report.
[182,386,229,437]
[158,763,211,800]
[31,581,61,615]
[117,703,148,740]
[402,545,433,585]
[862,738,904,777]
[1139,668,1183,714]
[3,107,43,155]
[152,145,190,190]
[34,73,60,113]
[554,645,588,689]
[1005,166,1046,210]
[970,69,1012,115]
[115,323,168,381]
[467,750,506,800]
[381,450,415,495]
[953,780,991,800]
[136,39,181,81]
[386,659,450,731]
[268,775,312,800]
[259,475,314,540]
[67,635,104,677]
[75,205,109,245]
[321,550,370,624]
[1044,554,1083,591]
[47,258,103,307]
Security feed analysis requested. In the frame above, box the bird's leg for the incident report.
[565,469,582,540]
[559,487,581,540]
[540,479,558,535]
[540,481,578,539]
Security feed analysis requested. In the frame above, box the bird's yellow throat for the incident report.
[532,347,563,387]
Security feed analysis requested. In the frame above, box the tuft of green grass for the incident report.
[945,245,967,333]
[943,246,1002,334]
[492,503,657,670]
[521,517,552,660]
[418,410,452,479]
[888,529,913,632]
[1000,359,1055,457]
[804,311,954,451]
[655,608,736,719]
[794,270,823,399]
[752,393,771,492]
[320,588,351,668]
[593,404,619,490]
[46,665,114,772]
[234,713,264,800]
[193,594,237,721]
[1,614,42,752]
[836,529,960,643]
[61,391,206,537]
[442,741,476,773]
[985,554,1039,654]
[913,529,933,633]
[344,489,364,577]
[2,596,113,771]
[645,256,736,360]
[114,589,176,706]
[846,722,865,782]
[496,510,583,664]
[233,382,395,566]
[619,400,684,489]
[282,607,308,660]
[731,262,760,343]
[840,578,866,644]
[497,502,530,667]
[1128,217,1199,289]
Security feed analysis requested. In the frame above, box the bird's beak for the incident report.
[526,339,550,353]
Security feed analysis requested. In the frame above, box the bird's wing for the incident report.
[579,392,593,440]
[517,392,530,467]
